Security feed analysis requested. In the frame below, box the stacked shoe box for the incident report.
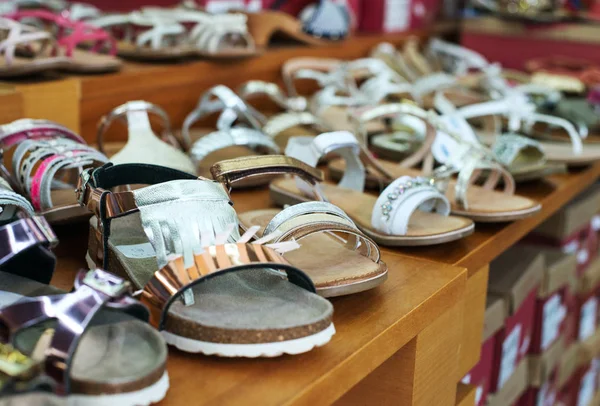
[461,247,542,406]
[518,186,600,406]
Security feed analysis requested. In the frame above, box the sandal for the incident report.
[248,149,474,246]
[141,7,257,58]
[247,0,349,49]
[212,158,387,296]
[432,89,568,179]
[0,181,57,283]
[0,269,169,405]
[89,11,192,60]
[0,120,108,224]
[328,104,542,222]
[433,85,600,166]
[182,85,280,184]
[97,100,196,174]
[237,80,332,149]
[7,9,122,73]
[0,18,67,77]
[78,162,334,357]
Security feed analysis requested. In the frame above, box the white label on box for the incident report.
[536,382,548,406]
[592,215,600,231]
[577,368,595,406]
[383,0,410,32]
[498,324,521,389]
[541,294,565,350]
[115,242,156,259]
[578,297,598,341]
[475,385,483,406]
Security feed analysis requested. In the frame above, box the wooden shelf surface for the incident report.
[50,220,466,406]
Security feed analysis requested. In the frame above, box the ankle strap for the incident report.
[76,163,199,219]
[210,155,323,191]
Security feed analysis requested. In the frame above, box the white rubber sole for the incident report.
[68,372,169,406]
[163,323,336,357]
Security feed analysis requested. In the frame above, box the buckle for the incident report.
[0,343,35,378]
[75,167,94,206]
[30,216,58,249]
[83,269,130,297]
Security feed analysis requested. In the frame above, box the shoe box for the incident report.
[524,184,600,276]
[461,296,506,406]
[488,246,543,394]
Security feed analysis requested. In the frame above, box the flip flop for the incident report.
[329,104,542,222]
[78,162,335,357]
[213,158,387,296]
[232,151,474,246]
[0,18,68,77]
[247,0,349,49]
[97,100,196,175]
[182,85,280,185]
[0,269,169,406]
[237,80,332,150]
[7,9,122,73]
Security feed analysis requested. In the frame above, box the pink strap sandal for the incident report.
[7,9,122,73]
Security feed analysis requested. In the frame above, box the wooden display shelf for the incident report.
[50,215,467,406]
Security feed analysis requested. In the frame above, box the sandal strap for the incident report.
[492,133,545,167]
[0,178,34,217]
[281,57,343,97]
[263,112,329,140]
[285,131,392,194]
[190,127,280,164]
[352,103,438,172]
[210,155,323,191]
[238,80,308,112]
[182,85,265,148]
[0,216,57,268]
[77,163,199,220]
[141,240,315,330]
[96,100,174,154]
[372,176,450,235]
[264,201,381,263]
[188,14,255,54]
[31,150,108,211]
[0,18,55,67]
[0,269,147,395]
[7,10,116,57]
[0,119,85,149]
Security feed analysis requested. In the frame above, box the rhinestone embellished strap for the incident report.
[371,176,450,235]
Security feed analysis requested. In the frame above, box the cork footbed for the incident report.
[63,49,122,73]
[246,11,330,49]
[238,209,387,297]
[0,55,67,77]
[0,271,167,398]
[328,159,541,222]
[116,39,257,61]
[116,40,194,60]
[269,178,474,246]
[89,214,334,346]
